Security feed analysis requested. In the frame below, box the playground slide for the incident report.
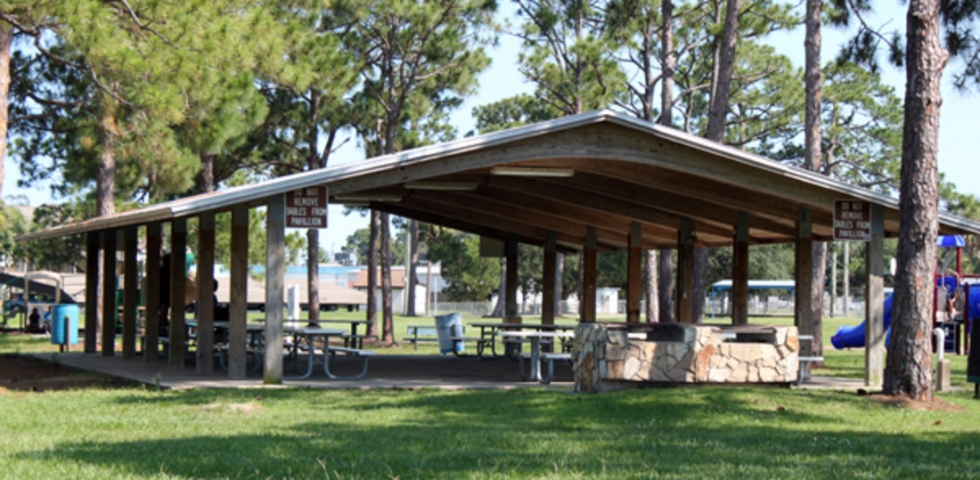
[832,281,980,349]
[830,293,894,349]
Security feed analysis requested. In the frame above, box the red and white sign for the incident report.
[834,200,871,241]
[286,187,328,228]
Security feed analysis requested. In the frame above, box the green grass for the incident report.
[1,384,979,478]
[3,316,980,478]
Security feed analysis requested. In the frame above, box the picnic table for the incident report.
[497,330,574,383]
[309,319,370,349]
[467,322,575,358]
[282,326,351,380]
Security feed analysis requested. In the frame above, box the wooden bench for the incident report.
[450,335,495,358]
[325,346,375,380]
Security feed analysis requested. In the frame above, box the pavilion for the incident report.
[19,110,980,387]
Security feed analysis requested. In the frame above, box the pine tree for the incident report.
[340,0,495,344]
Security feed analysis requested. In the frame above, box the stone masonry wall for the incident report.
[573,323,799,393]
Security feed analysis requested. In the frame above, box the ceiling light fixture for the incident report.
[490,167,575,178]
[405,181,479,191]
[333,194,403,203]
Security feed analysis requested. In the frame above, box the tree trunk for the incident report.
[306,91,322,325]
[645,251,658,321]
[804,0,824,367]
[406,219,419,316]
[380,212,395,344]
[843,242,850,315]
[200,153,214,193]
[366,210,380,338]
[693,0,742,322]
[491,258,505,317]
[96,87,119,347]
[554,253,564,317]
[810,242,826,365]
[657,4,675,322]
[658,251,674,322]
[307,228,320,324]
[884,0,947,400]
[0,23,13,199]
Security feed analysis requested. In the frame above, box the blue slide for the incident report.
[831,293,894,349]
[832,277,979,349]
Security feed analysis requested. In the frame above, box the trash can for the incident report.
[50,304,79,346]
[435,312,464,354]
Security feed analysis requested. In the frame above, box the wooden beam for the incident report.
[571,161,836,231]
[101,230,117,357]
[378,199,588,252]
[561,172,799,238]
[228,206,249,379]
[676,219,695,323]
[582,226,598,323]
[795,208,814,369]
[732,213,750,325]
[505,236,519,319]
[456,187,684,244]
[865,204,885,388]
[196,213,216,374]
[264,194,286,384]
[169,218,187,368]
[410,192,632,250]
[122,226,138,359]
[542,231,557,325]
[85,231,100,354]
[627,221,642,323]
[486,176,735,240]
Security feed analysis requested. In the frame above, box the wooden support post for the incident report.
[676,219,695,323]
[505,236,519,320]
[196,213,216,373]
[144,222,161,363]
[101,230,117,356]
[85,231,100,353]
[795,208,814,361]
[582,226,598,323]
[228,207,249,379]
[541,231,557,325]
[264,194,286,384]
[865,204,885,388]
[627,221,642,323]
[169,218,187,368]
[732,212,750,325]
[122,226,138,359]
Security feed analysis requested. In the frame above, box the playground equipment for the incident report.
[831,235,977,352]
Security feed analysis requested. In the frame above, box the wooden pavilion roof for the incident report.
[20,110,980,248]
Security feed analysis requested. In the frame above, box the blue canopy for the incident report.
[938,235,966,248]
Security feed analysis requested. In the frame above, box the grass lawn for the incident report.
[1,377,979,478]
[2,315,978,478]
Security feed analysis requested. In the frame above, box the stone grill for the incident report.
[572,323,800,393]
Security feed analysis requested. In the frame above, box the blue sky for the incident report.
[5,3,978,260]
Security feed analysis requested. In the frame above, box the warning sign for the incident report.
[286,187,328,228]
[834,200,871,241]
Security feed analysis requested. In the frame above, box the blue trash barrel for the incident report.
[435,312,464,354]
[50,304,79,346]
